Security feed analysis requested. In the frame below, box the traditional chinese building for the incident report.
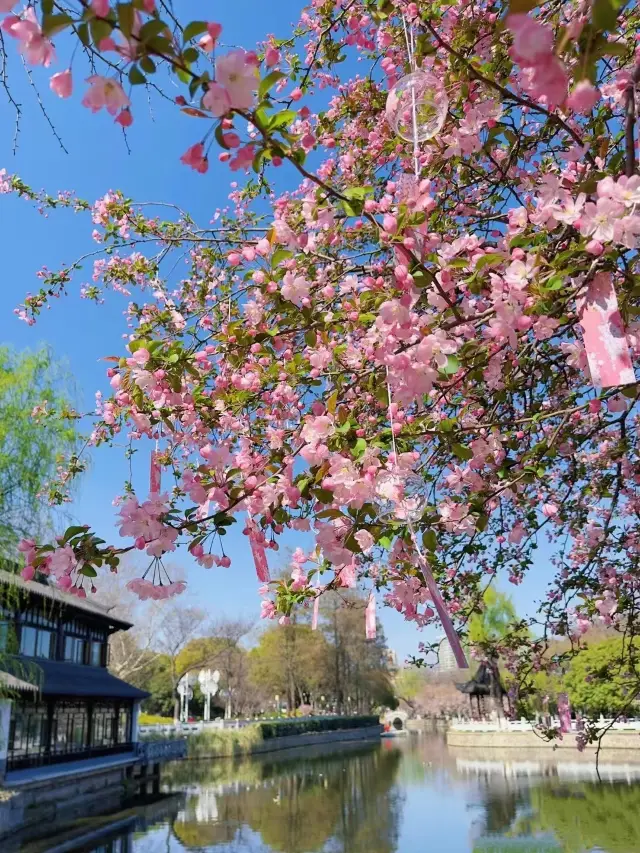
[0,567,149,780]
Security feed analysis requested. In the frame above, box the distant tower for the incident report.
[437,635,458,672]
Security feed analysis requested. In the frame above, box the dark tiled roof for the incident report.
[11,658,150,700]
[0,568,132,632]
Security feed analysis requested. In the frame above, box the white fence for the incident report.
[449,716,640,733]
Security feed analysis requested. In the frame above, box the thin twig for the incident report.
[21,58,68,153]
[0,31,22,153]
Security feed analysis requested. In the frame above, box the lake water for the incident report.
[20,734,640,852]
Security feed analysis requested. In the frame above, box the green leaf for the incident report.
[475,252,504,271]
[272,248,292,268]
[442,355,461,375]
[378,535,393,549]
[129,65,147,86]
[343,186,374,201]
[42,0,54,15]
[89,17,113,45]
[63,525,89,543]
[77,21,90,46]
[422,530,438,552]
[140,55,157,74]
[312,488,334,504]
[353,437,367,458]
[304,329,317,347]
[259,70,286,100]
[453,443,474,461]
[215,123,230,150]
[117,3,135,38]
[341,200,361,217]
[79,565,98,578]
[183,20,208,42]
[42,13,73,36]
[138,19,168,43]
[593,0,621,31]
[269,109,297,129]
[183,47,199,64]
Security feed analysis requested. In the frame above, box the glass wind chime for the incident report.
[377,17,468,668]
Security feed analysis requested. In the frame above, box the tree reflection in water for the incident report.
[169,742,402,852]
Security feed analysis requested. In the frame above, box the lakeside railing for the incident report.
[448,716,640,732]
[138,714,367,737]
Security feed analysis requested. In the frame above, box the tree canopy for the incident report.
[0,345,78,557]
[4,0,640,737]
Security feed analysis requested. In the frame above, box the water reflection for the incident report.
[168,742,402,853]
[19,735,640,853]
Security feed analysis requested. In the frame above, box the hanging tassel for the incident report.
[408,526,469,669]
[557,692,572,733]
[149,450,161,495]
[365,592,377,640]
[247,515,270,582]
[311,591,320,631]
[577,272,635,388]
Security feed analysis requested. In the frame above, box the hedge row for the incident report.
[259,715,379,740]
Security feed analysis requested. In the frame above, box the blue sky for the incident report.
[0,1,555,662]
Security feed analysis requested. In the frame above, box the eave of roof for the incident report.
[0,569,132,632]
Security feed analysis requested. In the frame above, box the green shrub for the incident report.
[259,715,379,740]
[187,726,264,758]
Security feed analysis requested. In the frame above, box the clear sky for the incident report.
[0,0,556,663]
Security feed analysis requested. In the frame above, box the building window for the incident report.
[90,640,104,667]
[7,699,135,771]
[19,625,54,659]
[92,703,117,747]
[118,705,132,743]
[64,635,86,664]
[51,700,89,756]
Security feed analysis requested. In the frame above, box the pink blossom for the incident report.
[354,529,374,553]
[115,108,133,128]
[265,46,280,67]
[566,80,599,113]
[203,82,231,116]
[261,599,276,619]
[578,197,624,243]
[216,49,258,110]
[50,69,73,98]
[281,271,310,306]
[542,503,558,518]
[180,142,208,173]
[509,522,526,545]
[82,76,130,116]
[0,0,15,12]
[91,0,110,16]
[4,8,54,66]
[507,14,554,64]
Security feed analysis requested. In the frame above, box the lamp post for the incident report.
[177,672,196,723]
[198,669,220,722]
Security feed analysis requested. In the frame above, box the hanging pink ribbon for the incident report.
[365,591,377,640]
[149,450,161,494]
[557,692,572,733]
[408,526,469,669]
[311,591,320,631]
[577,272,635,388]
[246,516,270,583]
